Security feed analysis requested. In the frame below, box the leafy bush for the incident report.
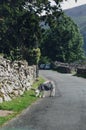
[22,47,41,65]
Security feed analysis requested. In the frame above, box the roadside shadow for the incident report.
[29,94,36,97]
[73,73,86,79]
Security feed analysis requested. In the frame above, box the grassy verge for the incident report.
[0,77,45,126]
[75,74,86,78]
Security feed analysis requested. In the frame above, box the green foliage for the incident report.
[0,0,26,57]
[72,16,86,52]
[39,56,51,64]
[4,47,22,61]
[22,47,41,65]
[0,0,79,63]
[0,0,41,62]
[40,13,85,63]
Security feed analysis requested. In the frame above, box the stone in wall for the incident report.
[0,56,36,103]
[77,67,86,75]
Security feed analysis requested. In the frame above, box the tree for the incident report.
[0,0,41,62]
[0,0,26,55]
[0,0,79,63]
[0,0,62,61]
[40,13,85,63]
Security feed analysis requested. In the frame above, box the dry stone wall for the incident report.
[77,67,86,75]
[0,56,36,103]
[52,61,86,75]
[52,61,73,73]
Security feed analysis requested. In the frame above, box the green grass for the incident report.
[0,113,16,126]
[75,74,86,79]
[0,77,45,126]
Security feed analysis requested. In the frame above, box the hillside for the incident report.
[64,4,86,53]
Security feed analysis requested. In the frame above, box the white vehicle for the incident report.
[39,64,45,69]
[45,64,51,69]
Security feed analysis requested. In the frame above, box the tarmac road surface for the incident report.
[1,70,86,130]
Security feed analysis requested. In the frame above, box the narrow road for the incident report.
[1,70,86,130]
